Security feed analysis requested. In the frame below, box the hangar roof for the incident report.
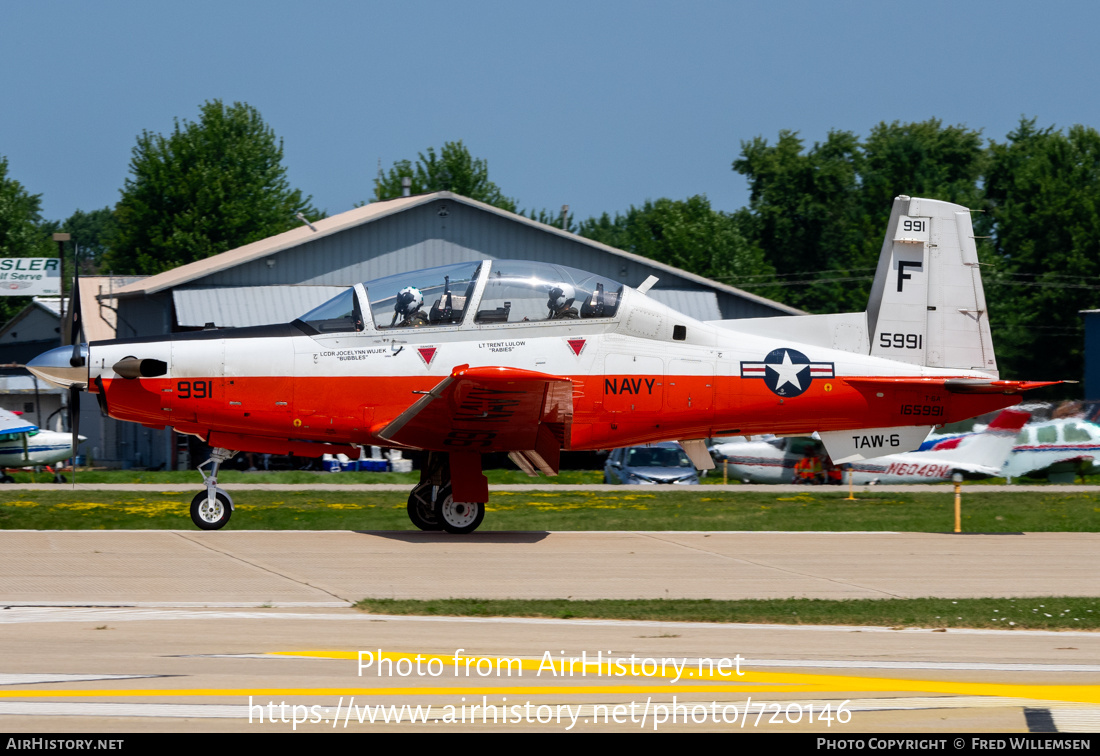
[109,192,802,316]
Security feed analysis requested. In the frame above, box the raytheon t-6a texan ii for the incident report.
[28,196,1059,533]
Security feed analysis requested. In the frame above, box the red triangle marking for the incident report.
[566,338,586,356]
[418,347,437,366]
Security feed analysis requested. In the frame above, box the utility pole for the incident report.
[52,233,70,343]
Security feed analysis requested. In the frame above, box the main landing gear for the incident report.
[406,452,486,534]
[190,447,236,530]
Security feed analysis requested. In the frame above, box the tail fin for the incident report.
[931,408,1028,472]
[866,196,997,376]
[709,196,998,376]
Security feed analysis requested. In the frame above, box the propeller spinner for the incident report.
[27,265,88,480]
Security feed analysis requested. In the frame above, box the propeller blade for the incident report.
[69,267,84,368]
[69,384,80,484]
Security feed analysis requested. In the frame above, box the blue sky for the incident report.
[3,0,1099,225]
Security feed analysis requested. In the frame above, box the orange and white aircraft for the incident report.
[28,196,1058,532]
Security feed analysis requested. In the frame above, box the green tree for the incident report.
[0,156,54,323]
[732,129,867,312]
[373,140,517,212]
[522,206,576,232]
[731,119,986,313]
[63,207,117,272]
[861,119,986,223]
[983,119,1100,387]
[0,156,52,260]
[106,100,319,275]
[578,196,776,291]
[41,207,118,276]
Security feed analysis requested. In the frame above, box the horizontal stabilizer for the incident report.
[843,377,1063,395]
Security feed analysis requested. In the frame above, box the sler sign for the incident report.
[0,258,61,296]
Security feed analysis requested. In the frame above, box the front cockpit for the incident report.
[294,260,625,335]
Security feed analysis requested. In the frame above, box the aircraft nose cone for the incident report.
[27,345,89,389]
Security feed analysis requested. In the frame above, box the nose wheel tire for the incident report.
[407,483,442,531]
[190,490,233,530]
[432,484,485,534]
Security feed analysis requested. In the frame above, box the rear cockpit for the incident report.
[295,260,625,334]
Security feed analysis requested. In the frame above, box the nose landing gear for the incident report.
[190,447,236,530]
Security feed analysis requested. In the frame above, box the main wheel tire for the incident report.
[433,484,485,534]
[0,474,14,483]
[407,483,442,531]
[190,490,232,530]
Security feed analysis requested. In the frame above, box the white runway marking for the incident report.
[1,602,351,608]
[0,702,246,719]
[3,698,1097,731]
[0,674,161,686]
[1,606,1098,640]
[1051,709,1100,732]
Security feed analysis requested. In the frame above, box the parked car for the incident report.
[603,442,700,484]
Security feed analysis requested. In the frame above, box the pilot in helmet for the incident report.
[547,282,579,320]
[392,286,428,327]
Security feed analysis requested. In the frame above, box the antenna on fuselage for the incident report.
[636,275,659,295]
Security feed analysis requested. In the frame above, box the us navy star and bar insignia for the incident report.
[740,348,834,398]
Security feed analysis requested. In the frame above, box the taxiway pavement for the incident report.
[1,530,1098,732]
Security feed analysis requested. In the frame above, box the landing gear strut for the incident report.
[190,447,236,530]
[406,452,486,534]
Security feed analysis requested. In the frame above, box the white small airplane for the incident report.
[710,408,1029,484]
[0,408,86,483]
[921,415,1100,483]
[1001,417,1100,482]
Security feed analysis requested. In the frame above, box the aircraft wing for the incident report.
[942,462,1001,476]
[0,408,36,435]
[377,365,573,472]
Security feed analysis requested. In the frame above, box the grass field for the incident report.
[12,467,1100,486]
[353,596,1100,631]
[2,487,1098,532]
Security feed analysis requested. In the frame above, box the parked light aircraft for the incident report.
[0,408,84,482]
[28,196,1060,532]
[919,416,1100,483]
[710,408,1028,484]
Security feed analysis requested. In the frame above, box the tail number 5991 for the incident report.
[879,333,923,349]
